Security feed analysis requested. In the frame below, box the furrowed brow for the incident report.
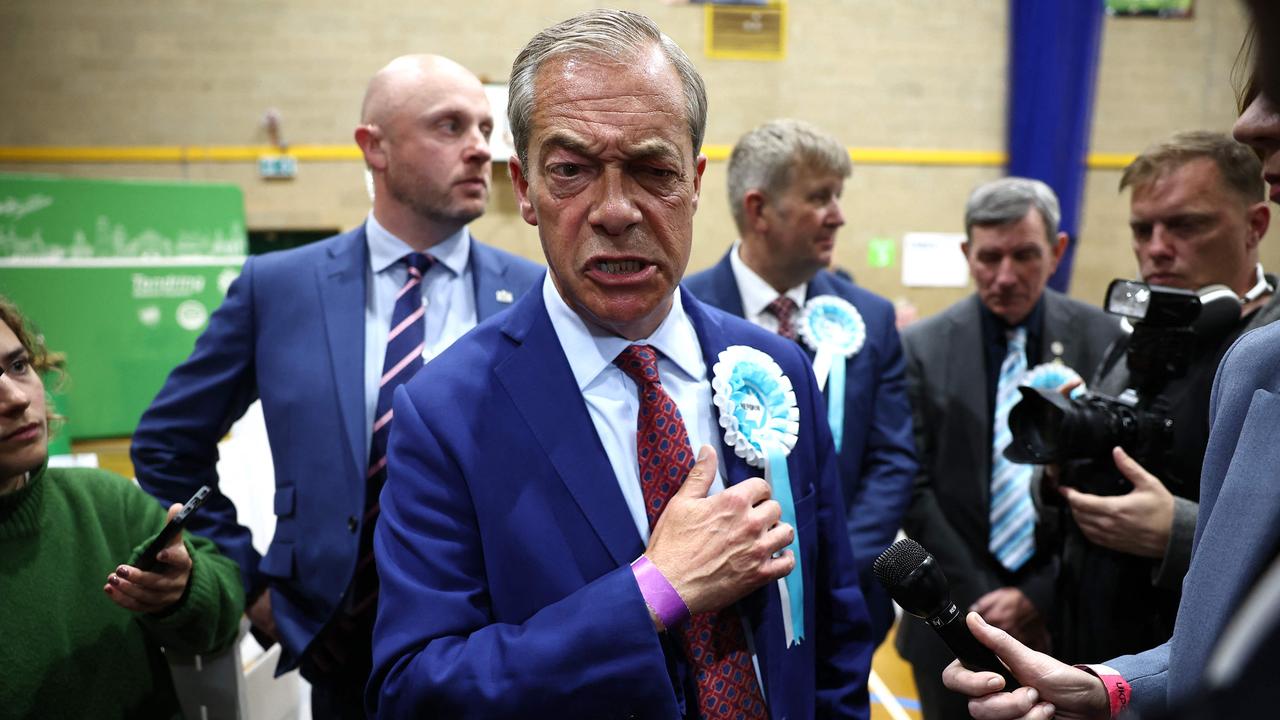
[540,130,595,159]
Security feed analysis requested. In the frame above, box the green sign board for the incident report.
[0,174,245,259]
[1,262,243,440]
[0,174,247,440]
[1105,0,1193,17]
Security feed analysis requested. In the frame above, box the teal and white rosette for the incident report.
[712,345,805,647]
[797,295,866,450]
[1023,361,1086,398]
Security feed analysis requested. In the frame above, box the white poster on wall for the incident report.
[484,83,516,164]
[901,232,970,288]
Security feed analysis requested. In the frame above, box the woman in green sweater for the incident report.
[0,295,245,719]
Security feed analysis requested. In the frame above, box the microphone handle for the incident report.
[929,604,1019,686]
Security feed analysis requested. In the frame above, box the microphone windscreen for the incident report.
[873,538,930,588]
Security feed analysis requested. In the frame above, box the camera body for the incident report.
[1003,280,1240,494]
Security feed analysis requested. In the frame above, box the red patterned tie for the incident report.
[613,345,767,719]
[765,296,799,341]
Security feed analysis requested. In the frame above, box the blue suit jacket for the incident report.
[368,286,873,719]
[1109,320,1280,715]
[685,254,917,644]
[131,223,544,671]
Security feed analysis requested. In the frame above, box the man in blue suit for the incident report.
[131,54,543,717]
[368,10,872,719]
[685,119,917,646]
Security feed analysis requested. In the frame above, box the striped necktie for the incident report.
[351,251,434,616]
[989,326,1036,572]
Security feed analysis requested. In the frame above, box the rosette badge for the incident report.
[712,347,799,468]
[1023,361,1086,397]
[797,295,866,450]
[712,346,804,646]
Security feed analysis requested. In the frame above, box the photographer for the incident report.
[1051,131,1280,664]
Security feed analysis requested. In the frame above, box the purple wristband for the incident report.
[630,555,690,630]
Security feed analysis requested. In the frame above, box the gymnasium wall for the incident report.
[1,0,1269,316]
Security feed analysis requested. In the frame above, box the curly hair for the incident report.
[0,294,67,431]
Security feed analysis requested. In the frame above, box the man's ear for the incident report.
[1247,201,1270,250]
[508,155,538,227]
[1050,231,1070,267]
[690,154,707,212]
[744,189,769,234]
[354,124,387,171]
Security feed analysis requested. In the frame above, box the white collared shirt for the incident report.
[729,240,807,332]
[541,274,728,542]
[363,213,478,438]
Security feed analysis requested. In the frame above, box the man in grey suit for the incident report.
[1054,131,1280,665]
[895,177,1121,719]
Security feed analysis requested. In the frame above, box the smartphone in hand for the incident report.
[133,486,211,572]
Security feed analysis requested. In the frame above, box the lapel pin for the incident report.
[495,289,514,304]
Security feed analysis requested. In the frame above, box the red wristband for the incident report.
[1075,663,1131,719]
[630,555,690,630]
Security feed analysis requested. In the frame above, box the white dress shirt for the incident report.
[542,274,728,542]
[728,240,807,332]
[363,213,478,439]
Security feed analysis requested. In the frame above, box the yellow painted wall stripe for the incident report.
[0,144,1136,169]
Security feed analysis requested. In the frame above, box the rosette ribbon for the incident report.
[712,346,805,647]
[797,296,866,450]
[1023,361,1086,398]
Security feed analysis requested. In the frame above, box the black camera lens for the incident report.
[1005,387,1172,467]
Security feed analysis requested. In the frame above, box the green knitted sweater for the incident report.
[0,464,245,719]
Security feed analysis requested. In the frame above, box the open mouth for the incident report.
[586,258,657,284]
[596,260,647,275]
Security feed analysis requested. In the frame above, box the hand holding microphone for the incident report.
[876,539,1110,720]
[873,538,1008,674]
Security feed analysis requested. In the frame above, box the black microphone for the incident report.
[873,538,1009,675]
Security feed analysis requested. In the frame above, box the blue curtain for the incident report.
[1007,1,1106,292]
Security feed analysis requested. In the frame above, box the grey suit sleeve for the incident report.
[1152,497,1197,590]
[899,330,995,604]
[1108,642,1170,717]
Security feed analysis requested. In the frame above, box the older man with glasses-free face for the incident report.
[366,10,873,719]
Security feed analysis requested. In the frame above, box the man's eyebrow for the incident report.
[627,139,682,165]
[2,348,27,366]
[540,130,594,158]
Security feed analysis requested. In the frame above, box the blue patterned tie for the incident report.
[989,327,1036,572]
[351,252,434,616]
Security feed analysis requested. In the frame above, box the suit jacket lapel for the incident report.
[684,292,785,695]
[317,226,370,482]
[701,252,748,318]
[682,293,757,486]
[470,240,518,321]
[951,296,991,504]
[1042,291,1088,371]
[494,290,643,566]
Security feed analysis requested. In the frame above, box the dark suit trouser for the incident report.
[303,611,374,720]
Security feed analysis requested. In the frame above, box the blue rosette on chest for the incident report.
[797,295,866,451]
[711,345,804,647]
